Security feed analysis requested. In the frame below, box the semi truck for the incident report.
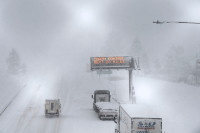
[115,104,162,133]
[92,90,119,120]
[45,99,61,117]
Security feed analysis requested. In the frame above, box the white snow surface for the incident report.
[120,104,161,118]
[0,73,22,114]
[0,70,199,133]
[134,76,200,133]
[95,102,118,111]
[0,71,116,133]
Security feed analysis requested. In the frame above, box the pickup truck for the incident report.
[95,102,118,120]
[91,90,119,120]
[92,90,111,112]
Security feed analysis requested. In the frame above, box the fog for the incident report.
[1,0,200,73]
[0,0,200,93]
[1,1,200,132]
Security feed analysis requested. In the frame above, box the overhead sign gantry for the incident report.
[91,56,134,70]
[90,56,140,103]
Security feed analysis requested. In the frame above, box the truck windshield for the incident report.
[96,94,109,102]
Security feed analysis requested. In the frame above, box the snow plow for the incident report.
[45,99,61,117]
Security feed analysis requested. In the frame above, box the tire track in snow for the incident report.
[0,85,25,116]
[52,75,73,133]
[15,75,62,133]
[21,86,45,133]
[15,85,41,133]
[32,75,68,133]
[42,75,73,133]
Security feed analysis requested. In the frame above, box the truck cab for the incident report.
[45,99,61,117]
[92,90,110,112]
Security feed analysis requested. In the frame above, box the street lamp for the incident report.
[153,20,200,24]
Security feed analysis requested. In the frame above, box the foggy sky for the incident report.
[1,0,200,72]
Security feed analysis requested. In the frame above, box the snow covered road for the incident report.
[0,69,200,133]
[0,71,115,133]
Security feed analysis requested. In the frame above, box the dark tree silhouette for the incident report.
[6,48,26,74]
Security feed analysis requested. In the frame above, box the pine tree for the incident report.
[164,45,190,82]
[6,48,26,74]
[129,37,151,73]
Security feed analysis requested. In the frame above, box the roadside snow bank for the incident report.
[134,77,200,133]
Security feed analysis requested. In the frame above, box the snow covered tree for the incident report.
[164,45,191,82]
[6,48,26,75]
[151,58,162,74]
[141,53,151,74]
[128,37,151,74]
[128,36,143,57]
[104,31,130,56]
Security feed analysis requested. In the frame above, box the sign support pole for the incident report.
[129,69,133,103]
[91,56,138,104]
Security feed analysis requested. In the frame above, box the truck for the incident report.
[45,99,61,117]
[91,90,119,120]
[92,90,111,112]
[115,104,162,133]
[95,102,118,120]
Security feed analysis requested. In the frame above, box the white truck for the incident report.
[45,99,61,117]
[95,102,118,120]
[92,90,119,120]
[92,90,111,112]
[115,104,162,133]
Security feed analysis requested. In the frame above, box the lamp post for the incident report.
[153,20,200,86]
[153,20,200,25]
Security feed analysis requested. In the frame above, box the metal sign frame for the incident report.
[90,56,135,70]
[90,56,139,103]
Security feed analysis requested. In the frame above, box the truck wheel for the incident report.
[93,105,97,112]
[45,110,48,117]
[57,110,59,117]
[99,115,102,120]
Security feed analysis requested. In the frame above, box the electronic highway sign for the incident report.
[90,56,134,70]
